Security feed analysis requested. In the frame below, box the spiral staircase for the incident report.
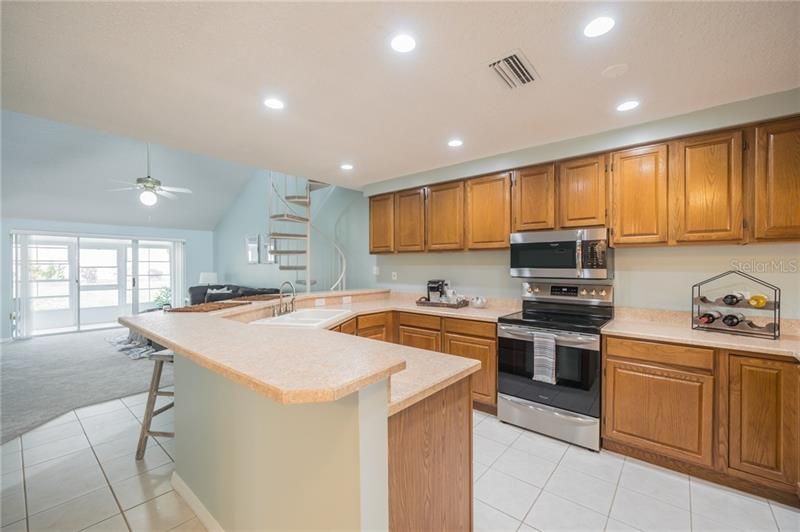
[266,174,346,293]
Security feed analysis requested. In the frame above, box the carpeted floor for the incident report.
[0,328,173,443]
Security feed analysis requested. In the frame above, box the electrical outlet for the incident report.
[392,272,398,281]
[373,266,380,276]
[314,298,326,307]
[343,296,352,304]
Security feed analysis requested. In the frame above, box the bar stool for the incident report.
[136,352,175,460]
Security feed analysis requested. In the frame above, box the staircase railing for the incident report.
[267,175,346,292]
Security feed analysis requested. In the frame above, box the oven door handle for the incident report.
[498,325,599,349]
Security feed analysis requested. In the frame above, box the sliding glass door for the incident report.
[10,232,185,338]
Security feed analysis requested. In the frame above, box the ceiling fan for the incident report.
[108,144,192,206]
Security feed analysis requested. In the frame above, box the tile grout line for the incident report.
[20,437,30,532]
[603,455,626,531]
[518,438,571,527]
[74,408,133,532]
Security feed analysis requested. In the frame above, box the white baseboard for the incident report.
[171,471,225,532]
[0,337,12,344]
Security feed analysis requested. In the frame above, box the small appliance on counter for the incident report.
[426,279,449,302]
[497,280,614,451]
[417,279,469,309]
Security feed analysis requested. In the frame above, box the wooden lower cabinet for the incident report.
[725,353,799,487]
[443,332,497,407]
[604,358,714,466]
[357,312,391,342]
[397,325,441,352]
[604,336,800,506]
[389,377,472,530]
[339,317,356,335]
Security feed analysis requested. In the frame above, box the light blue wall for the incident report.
[0,217,214,338]
[213,173,375,291]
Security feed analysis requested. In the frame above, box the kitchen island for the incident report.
[119,289,485,531]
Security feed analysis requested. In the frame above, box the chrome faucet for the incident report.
[275,281,296,316]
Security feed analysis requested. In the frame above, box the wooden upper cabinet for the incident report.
[669,130,743,243]
[558,155,607,228]
[394,188,426,252]
[369,193,395,253]
[754,117,800,240]
[727,355,799,487]
[512,163,556,231]
[465,173,511,249]
[426,181,465,251]
[611,144,669,245]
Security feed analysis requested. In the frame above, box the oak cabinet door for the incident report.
[754,117,800,240]
[465,173,511,249]
[426,181,465,251]
[558,155,607,228]
[340,318,357,335]
[369,194,395,253]
[728,355,799,486]
[604,359,714,466]
[670,130,743,242]
[398,325,441,352]
[611,144,669,245]
[394,188,426,252]
[358,325,387,341]
[443,332,496,406]
[512,163,556,231]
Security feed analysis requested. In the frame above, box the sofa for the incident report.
[188,284,280,306]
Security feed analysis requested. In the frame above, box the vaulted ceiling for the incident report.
[3,2,799,189]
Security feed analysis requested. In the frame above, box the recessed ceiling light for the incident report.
[616,100,640,112]
[139,190,158,206]
[584,17,615,37]
[447,138,463,148]
[340,163,354,170]
[263,97,285,110]
[390,34,416,53]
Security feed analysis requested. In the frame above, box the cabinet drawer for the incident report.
[606,336,713,371]
[443,318,496,339]
[396,312,441,330]
[358,312,388,330]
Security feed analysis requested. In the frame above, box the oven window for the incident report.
[511,241,577,269]
[498,337,600,417]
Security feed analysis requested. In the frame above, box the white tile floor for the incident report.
[472,410,800,532]
[1,388,203,532]
[3,397,799,531]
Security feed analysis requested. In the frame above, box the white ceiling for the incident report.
[3,2,799,189]
[1,111,258,230]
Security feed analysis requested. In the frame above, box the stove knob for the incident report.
[533,287,540,293]
[600,289,607,296]
[590,289,597,296]
[580,289,588,296]
[526,286,532,293]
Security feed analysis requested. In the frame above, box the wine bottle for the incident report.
[698,311,722,324]
[748,294,768,308]
[722,292,744,306]
[722,313,745,327]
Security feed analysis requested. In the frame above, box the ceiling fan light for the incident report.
[139,190,158,206]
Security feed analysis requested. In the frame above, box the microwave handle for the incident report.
[575,239,582,270]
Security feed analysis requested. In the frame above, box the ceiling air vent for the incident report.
[489,50,538,89]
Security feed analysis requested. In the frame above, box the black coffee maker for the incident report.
[426,279,449,302]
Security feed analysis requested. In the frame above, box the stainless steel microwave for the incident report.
[509,228,613,280]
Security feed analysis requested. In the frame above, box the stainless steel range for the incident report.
[497,280,613,451]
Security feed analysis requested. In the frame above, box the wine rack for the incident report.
[691,270,780,340]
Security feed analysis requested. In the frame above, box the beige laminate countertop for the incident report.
[119,290,509,416]
[602,316,800,362]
